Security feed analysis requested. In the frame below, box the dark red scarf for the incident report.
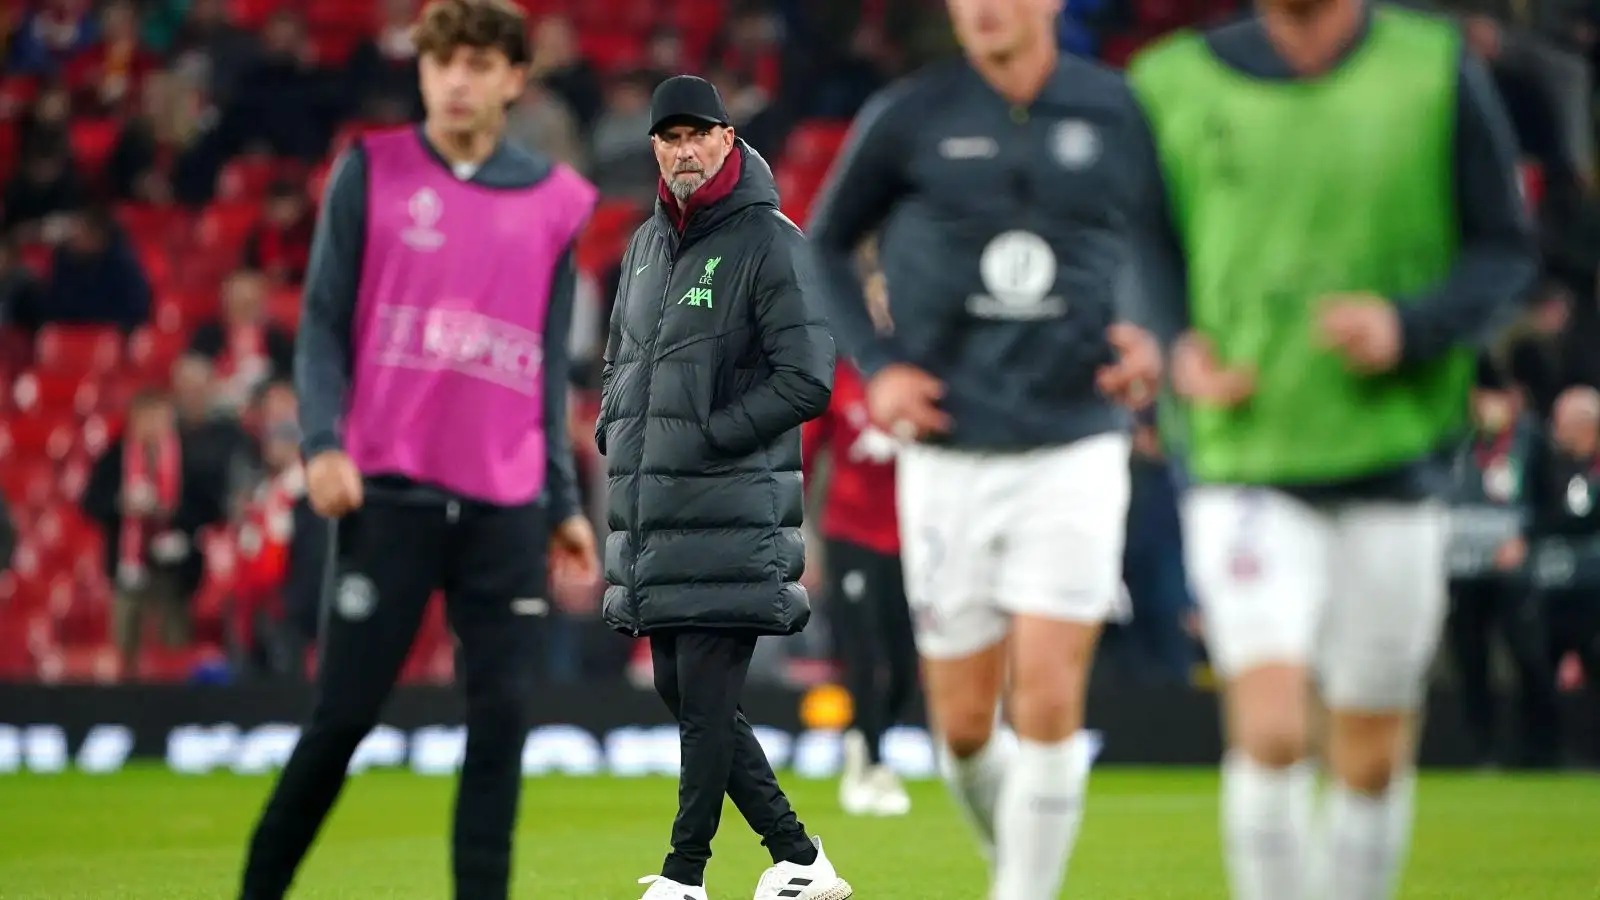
[657,144,744,233]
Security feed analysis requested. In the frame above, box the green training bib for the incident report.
[1129,7,1474,485]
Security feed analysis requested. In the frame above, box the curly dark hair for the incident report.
[412,0,530,66]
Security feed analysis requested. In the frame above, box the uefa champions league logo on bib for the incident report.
[402,187,446,251]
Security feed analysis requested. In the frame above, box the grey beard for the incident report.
[667,176,702,202]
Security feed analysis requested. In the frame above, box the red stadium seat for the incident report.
[68,118,121,175]
[194,200,262,258]
[115,203,191,246]
[0,456,60,507]
[216,155,285,201]
[0,416,79,463]
[16,241,51,277]
[34,325,123,376]
[785,120,851,171]
[127,326,193,379]
[10,370,101,417]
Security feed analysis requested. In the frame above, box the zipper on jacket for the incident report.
[626,243,675,636]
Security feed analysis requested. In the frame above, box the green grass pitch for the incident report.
[0,767,1595,898]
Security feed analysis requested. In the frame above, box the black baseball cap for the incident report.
[649,75,731,136]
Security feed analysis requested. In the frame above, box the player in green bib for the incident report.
[1127,1,1536,898]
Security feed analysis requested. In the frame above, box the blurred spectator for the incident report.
[805,23,895,119]
[641,27,687,85]
[588,70,659,201]
[63,0,157,115]
[171,8,332,202]
[707,8,783,95]
[1508,288,1599,416]
[2,135,87,239]
[219,11,333,159]
[704,66,785,160]
[1526,385,1600,762]
[167,0,260,108]
[7,0,97,75]
[16,80,73,154]
[187,269,294,410]
[80,390,212,679]
[0,236,46,332]
[43,207,151,330]
[243,180,314,283]
[233,380,319,676]
[1446,358,1558,767]
[104,71,184,204]
[345,0,423,122]
[530,15,603,131]
[506,77,587,171]
[170,354,253,497]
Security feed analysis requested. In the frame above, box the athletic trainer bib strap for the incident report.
[1130,8,1474,485]
[344,129,597,505]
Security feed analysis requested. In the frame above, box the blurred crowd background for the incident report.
[1,0,1598,768]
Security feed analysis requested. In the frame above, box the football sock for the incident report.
[938,727,1017,861]
[1221,752,1315,900]
[991,733,1090,900]
[1317,769,1415,900]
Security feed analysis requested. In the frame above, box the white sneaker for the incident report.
[637,874,709,900]
[752,837,853,900]
[837,730,871,814]
[863,764,911,816]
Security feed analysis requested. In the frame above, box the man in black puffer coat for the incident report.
[596,77,850,900]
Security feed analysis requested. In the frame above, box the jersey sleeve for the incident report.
[1392,50,1538,364]
[805,82,917,378]
[295,146,368,458]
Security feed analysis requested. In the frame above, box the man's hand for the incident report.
[1172,332,1256,407]
[1494,536,1527,572]
[867,363,952,442]
[550,514,599,584]
[1316,293,1403,374]
[1096,323,1161,410]
[305,450,364,519]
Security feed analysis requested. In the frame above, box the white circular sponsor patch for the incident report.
[336,573,377,621]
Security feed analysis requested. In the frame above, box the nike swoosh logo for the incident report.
[635,264,649,276]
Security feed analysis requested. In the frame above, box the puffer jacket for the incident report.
[597,142,834,635]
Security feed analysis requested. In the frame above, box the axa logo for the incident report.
[678,256,721,308]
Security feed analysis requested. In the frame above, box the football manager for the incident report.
[595,75,853,900]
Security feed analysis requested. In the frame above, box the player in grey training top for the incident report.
[807,2,1160,898]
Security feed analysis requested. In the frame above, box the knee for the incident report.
[1007,671,1082,742]
[1327,712,1411,793]
[1226,667,1312,767]
[942,703,997,759]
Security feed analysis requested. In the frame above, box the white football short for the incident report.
[897,433,1132,660]
[1183,485,1449,711]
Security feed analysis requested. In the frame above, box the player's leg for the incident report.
[1443,578,1496,764]
[1183,486,1330,900]
[874,546,920,809]
[1314,502,1449,900]
[441,499,549,900]
[989,434,1130,900]
[897,446,1012,862]
[827,538,911,815]
[826,538,881,811]
[240,500,444,900]
[878,552,920,730]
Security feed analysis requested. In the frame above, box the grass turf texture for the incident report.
[0,767,1595,899]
